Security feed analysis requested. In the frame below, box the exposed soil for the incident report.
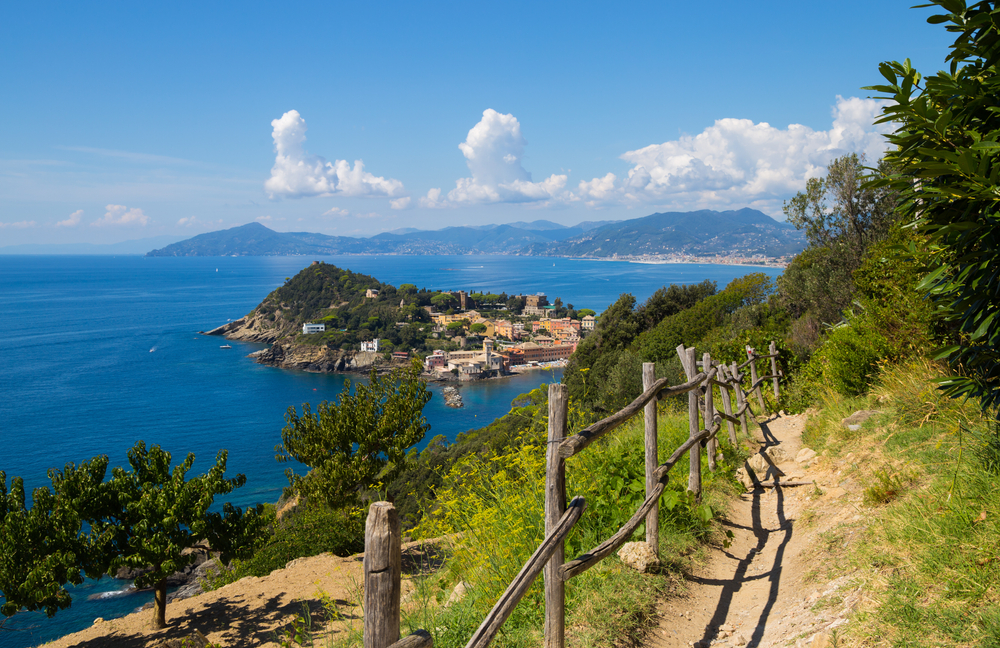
[37,541,444,648]
[641,412,866,648]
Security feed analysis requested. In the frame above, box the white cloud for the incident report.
[576,96,892,211]
[423,109,568,207]
[264,110,405,200]
[390,196,412,210]
[56,209,84,227]
[91,204,150,227]
[0,220,36,228]
[322,207,350,218]
[178,215,216,227]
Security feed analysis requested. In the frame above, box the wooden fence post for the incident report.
[677,345,701,499]
[364,502,401,648]
[769,340,780,403]
[544,384,569,648]
[703,352,716,472]
[746,345,767,413]
[731,361,749,436]
[717,364,738,447]
[642,362,659,558]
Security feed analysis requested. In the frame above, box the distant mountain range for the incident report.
[145,210,805,258]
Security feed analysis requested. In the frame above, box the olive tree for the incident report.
[276,361,431,510]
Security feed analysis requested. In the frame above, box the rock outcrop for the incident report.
[204,312,385,375]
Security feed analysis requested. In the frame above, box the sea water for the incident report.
[0,254,780,646]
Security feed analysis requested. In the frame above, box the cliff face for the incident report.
[252,344,381,373]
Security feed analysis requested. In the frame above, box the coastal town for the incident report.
[302,290,594,381]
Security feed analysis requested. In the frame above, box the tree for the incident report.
[1,446,265,631]
[577,309,597,318]
[783,153,897,266]
[95,442,265,629]
[780,154,899,326]
[277,361,431,510]
[431,293,456,309]
[866,1,1000,414]
[469,322,487,334]
[0,458,108,621]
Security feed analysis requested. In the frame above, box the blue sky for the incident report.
[0,1,953,245]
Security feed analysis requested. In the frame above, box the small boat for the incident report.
[220,344,232,349]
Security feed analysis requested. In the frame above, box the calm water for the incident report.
[0,254,780,646]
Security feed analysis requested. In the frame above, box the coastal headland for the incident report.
[202,260,590,382]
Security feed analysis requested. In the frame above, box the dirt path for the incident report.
[642,413,865,648]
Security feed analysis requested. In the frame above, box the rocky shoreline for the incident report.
[202,317,383,375]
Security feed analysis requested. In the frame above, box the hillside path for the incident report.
[640,412,864,648]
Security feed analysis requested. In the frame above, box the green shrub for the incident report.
[205,506,363,589]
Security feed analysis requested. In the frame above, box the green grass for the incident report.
[800,358,1000,648]
[370,402,746,648]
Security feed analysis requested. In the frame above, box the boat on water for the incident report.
[220,344,232,349]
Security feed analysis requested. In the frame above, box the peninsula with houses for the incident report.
[204,261,596,381]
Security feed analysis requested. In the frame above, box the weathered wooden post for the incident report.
[677,345,701,498]
[544,383,569,648]
[642,362,659,558]
[746,345,767,413]
[717,363,738,446]
[769,340,780,403]
[364,502,401,648]
[703,352,717,472]
[731,361,749,436]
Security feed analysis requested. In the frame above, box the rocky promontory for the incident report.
[203,316,383,374]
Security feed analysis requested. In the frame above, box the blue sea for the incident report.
[0,254,781,646]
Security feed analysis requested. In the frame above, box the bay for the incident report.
[0,254,780,646]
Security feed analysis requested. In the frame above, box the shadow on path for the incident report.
[687,445,794,647]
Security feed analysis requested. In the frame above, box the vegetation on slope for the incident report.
[798,359,1000,648]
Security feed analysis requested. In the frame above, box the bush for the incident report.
[205,506,364,589]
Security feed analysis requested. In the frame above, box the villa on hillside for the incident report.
[302,323,325,334]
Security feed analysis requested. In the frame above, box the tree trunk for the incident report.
[152,577,168,629]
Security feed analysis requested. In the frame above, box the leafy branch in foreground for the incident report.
[277,360,431,510]
[866,0,1000,415]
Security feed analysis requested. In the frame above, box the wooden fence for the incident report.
[362,342,783,648]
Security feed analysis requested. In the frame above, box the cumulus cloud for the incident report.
[390,196,412,210]
[0,220,36,229]
[422,109,568,207]
[91,205,150,227]
[264,110,405,200]
[56,209,84,227]
[322,207,350,218]
[177,216,221,227]
[575,96,892,211]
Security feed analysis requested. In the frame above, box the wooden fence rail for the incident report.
[363,342,783,648]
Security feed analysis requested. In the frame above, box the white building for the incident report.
[302,323,326,334]
[360,339,381,353]
[581,315,596,331]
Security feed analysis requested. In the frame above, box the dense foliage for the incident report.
[277,361,431,511]
[0,443,264,629]
[866,0,1000,416]
[563,281,717,410]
